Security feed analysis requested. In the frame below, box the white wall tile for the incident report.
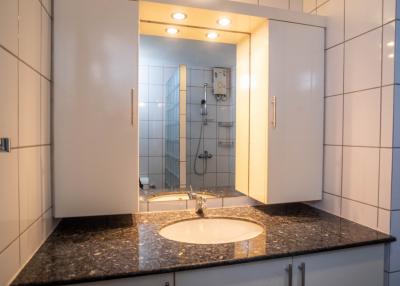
[41,78,51,145]
[139,139,149,157]
[139,102,148,121]
[204,172,217,186]
[149,157,163,174]
[20,217,44,266]
[148,103,163,120]
[324,95,343,145]
[43,209,59,240]
[41,146,52,213]
[379,148,393,209]
[149,66,163,85]
[389,211,400,271]
[325,45,344,96]
[42,0,52,16]
[217,173,230,186]
[389,272,400,286]
[344,29,382,93]
[19,63,41,146]
[324,145,342,196]
[0,151,19,252]
[310,192,341,216]
[0,49,18,146]
[341,197,378,229]
[382,22,396,86]
[390,149,400,210]
[148,121,163,139]
[139,66,149,84]
[19,147,42,232]
[303,0,316,13]
[378,208,391,234]
[381,86,394,147]
[19,0,42,70]
[343,88,381,146]
[41,10,51,79]
[0,239,20,286]
[149,139,163,156]
[148,85,163,103]
[345,0,382,40]
[342,147,379,206]
[317,0,344,48]
[393,86,400,147]
[383,0,397,24]
[0,0,18,54]
[139,156,149,175]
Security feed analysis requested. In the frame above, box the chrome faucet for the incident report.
[195,195,207,215]
[187,185,207,214]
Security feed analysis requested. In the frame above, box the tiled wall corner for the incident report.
[307,0,400,285]
[0,1,58,285]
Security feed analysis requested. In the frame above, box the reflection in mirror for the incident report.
[138,4,258,211]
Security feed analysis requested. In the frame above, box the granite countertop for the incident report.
[11,203,394,286]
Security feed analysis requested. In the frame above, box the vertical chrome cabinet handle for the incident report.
[271,96,277,128]
[0,138,11,152]
[286,264,293,286]
[131,88,135,126]
[298,263,306,286]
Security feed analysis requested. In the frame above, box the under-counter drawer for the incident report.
[66,273,173,286]
[175,258,293,286]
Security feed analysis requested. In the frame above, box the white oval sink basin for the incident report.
[159,218,264,244]
[148,193,216,202]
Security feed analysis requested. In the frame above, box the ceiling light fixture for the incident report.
[217,17,231,26]
[206,31,219,39]
[166,27,179,35]
[171,12,187,21]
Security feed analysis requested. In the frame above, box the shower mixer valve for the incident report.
[198,150,213,159]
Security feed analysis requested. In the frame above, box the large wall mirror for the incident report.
[138,1,264,211]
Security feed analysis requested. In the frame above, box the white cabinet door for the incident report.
[67,273,173,286]
[267,20,324,204]
[54,0,139,217]
[175,258,292,286]
[292,245,385,286]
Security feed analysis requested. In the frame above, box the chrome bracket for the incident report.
[0,138,11,152]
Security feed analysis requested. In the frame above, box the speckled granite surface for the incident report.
[11,204,394,286]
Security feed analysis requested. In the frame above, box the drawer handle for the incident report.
[286,263,293,286]
[298,262,306,286]
[271,96,277,128]
[131,88,135,126]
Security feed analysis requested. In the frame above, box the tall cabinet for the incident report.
[54,0,139,217]
[237,20,324,203]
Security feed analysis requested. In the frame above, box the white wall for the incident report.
[302,0,400,285]
[0,0,59,285]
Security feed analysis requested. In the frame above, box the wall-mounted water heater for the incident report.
[213,67,230,101]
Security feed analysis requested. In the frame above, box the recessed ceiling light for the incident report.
[388,53,394,59]
[217,17,231,26]
[206,31,219,39]
[171,12,187,21]
[166,27,179,35]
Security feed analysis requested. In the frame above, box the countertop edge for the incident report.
[14,236,395,286]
